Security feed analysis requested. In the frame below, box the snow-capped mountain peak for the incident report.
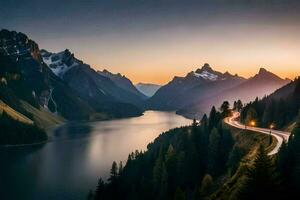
[191,63,244,81]
[41,49,80,77]
[192,63,222,81]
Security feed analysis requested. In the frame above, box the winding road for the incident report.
[225,112,290,155]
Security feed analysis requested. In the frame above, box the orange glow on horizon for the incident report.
[44,22,300,85]
[91,63,299,85]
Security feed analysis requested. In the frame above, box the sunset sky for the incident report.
[1,0,300,84]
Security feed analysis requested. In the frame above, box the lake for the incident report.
[0,111,191,200]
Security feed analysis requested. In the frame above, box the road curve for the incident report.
[224,112,290,156]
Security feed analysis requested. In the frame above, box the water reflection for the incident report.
[0,111,191,200]
[53,123,92,140]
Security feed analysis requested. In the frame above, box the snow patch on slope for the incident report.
[193,70,219,81]
[41,50,79,78]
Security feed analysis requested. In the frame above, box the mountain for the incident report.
[98,69,147,99]
[41,49,145,113]
[135,83,161,97]
[0,29,143,122]
[0,29,94,121]
[147,63,245,110]
[178,68,291,119]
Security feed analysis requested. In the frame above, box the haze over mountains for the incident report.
[241,77,300,130]
[98,70,147,100]
[0,29,291,124]
[178,67,291,118]
[147,64,290,118]
[135,83,161,97]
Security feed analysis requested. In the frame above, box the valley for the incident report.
[1,28,300,200]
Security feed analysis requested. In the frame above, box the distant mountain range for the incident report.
[98,69,147,100]
[178,68,291,118]
[135,83,161,97]
[147,64,245,110]
[147,63,290,119]
[0,29,293,125]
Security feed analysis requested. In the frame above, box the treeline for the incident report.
[237,112,300,200]
[0,111,47,145]
[240,77,300,129]
[89,103,246,200]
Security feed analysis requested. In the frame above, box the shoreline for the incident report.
[0,112,145,148]
[0,121,63,148]
[0,111,189,148]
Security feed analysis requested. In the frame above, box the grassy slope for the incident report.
[210,123,278,200]
[20,100,65,129]
[0,100,34,125]
[0,98,64,130]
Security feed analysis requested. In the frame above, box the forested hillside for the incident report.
[241,77,300,129]
[89,103,278,200]
[91,105,235,200]
[229,112,300,200]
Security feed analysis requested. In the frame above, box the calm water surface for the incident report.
[0,111,191,200]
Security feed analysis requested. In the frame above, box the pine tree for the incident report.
[208,128,221,175]
[277,142,290,184]
[201,114,208,125]
[262,100,274,127]
[165,144,175,161]
[286,110,300,192]
[238,145,281,200]
[237,100,243,112]
[176,151,186,186]
[118,161,123,175]
[153,147,164,188]
[274,99,286,128]
[233,101,237,111]
[159,163,168,200]
[208,106,217,130]
[220,101,230,117]
[275,110,300,198]
[108,161,118,182]
[200,114,208,133]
